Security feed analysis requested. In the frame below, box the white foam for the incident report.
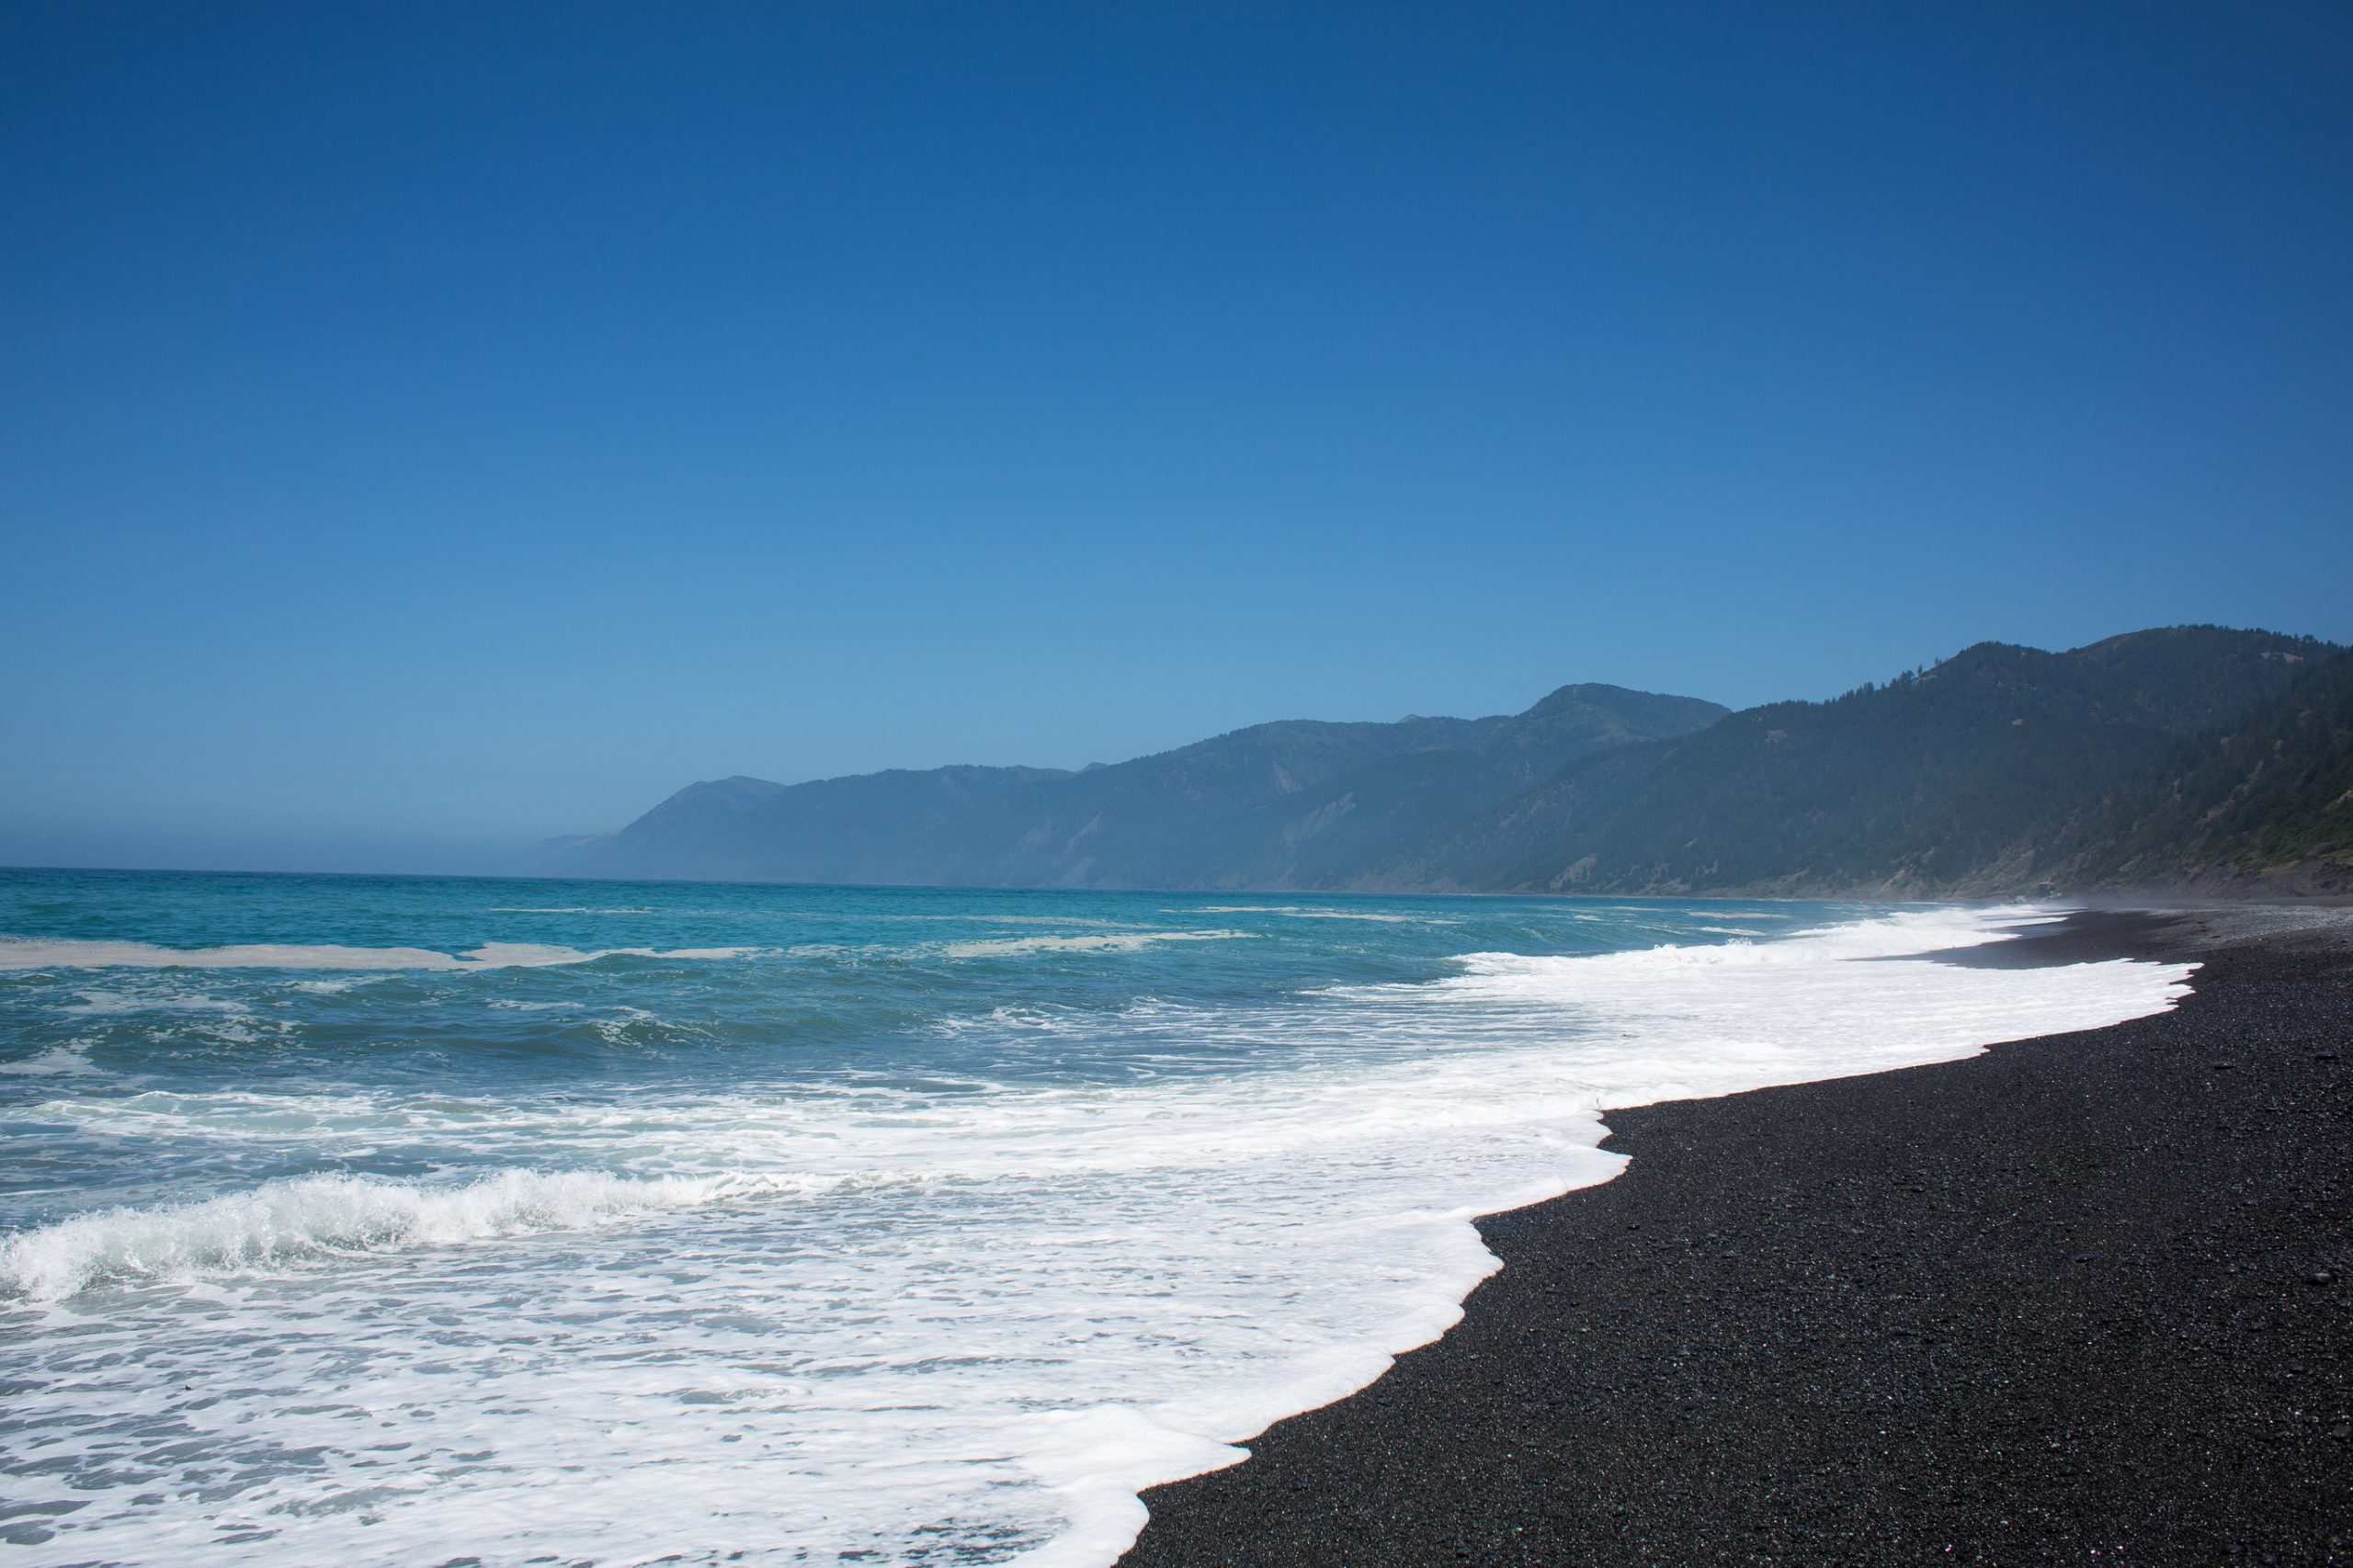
[486,905,661,915]
[1188,905,1456,924]
[0,937,763,971]
[0,1168,819,1301]
[0,1044,97,1077]
[937,929,1250,959]
[881,912,1159,926]
[0,904,2192,1568]
[63,987,250,1016]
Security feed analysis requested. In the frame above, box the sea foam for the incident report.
[0,1167,818,1301]
[0,903,2192,1568]
[937,929,1250,959]
[0,937,761,971]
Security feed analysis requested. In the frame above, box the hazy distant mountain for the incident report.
[543,685,1730,888]
[544,766,1076,883]
[1346,627,2335,897]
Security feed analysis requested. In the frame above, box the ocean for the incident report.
[0,869,2191,1565]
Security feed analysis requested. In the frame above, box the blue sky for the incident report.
[5,2,2349,871]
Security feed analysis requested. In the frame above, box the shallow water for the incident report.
[0,870,2191,1564]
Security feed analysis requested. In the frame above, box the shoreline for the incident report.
[1119,906,2353,1566]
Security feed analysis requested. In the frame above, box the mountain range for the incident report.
[534,626,2350,898]
[536,685,1728,889]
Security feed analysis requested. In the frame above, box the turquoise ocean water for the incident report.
[0,869,2189,1565]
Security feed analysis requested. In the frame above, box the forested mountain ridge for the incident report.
[544,684,1729,888]
[1329,627,2336,897]
[540,626,2346,898]
[2030,643,2353,896]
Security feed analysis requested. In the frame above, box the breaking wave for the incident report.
[0,1167,819,1301]
[936,930,1250,959]
[0,937,763,971]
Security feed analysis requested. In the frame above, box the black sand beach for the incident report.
[1121,908,2353,1566]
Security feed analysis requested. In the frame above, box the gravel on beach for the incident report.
[1120,908,2353,1566]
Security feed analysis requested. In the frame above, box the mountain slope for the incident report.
[554,685,1728,888]
[904,684,1731,890]
[1358,627,2333,896]
[2040,643,2353,894]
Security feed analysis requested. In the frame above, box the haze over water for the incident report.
[0,870,2189,1564]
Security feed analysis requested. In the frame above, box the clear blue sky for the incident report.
[5,2,2349,872]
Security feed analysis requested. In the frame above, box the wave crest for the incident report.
[0,937,761,971]
[0,1167,809,1301]
[937,929,1249,959]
